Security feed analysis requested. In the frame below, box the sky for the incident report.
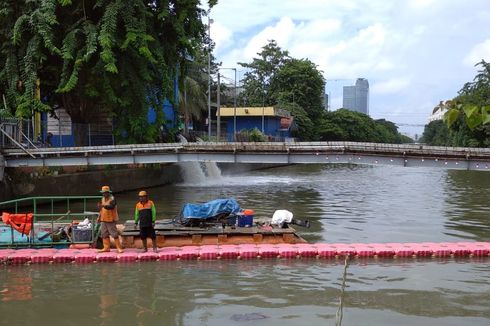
[204,0,490,137]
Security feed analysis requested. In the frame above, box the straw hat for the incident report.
[138,190,148,197]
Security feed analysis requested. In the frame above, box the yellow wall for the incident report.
[218,107,276,117]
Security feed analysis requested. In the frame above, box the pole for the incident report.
[261,92,265,133]
[217,72,221,140]
[233,68,237,141]
[207,13,212,139]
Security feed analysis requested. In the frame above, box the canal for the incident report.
[1,164,489,325]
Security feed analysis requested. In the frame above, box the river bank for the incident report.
[0,163,285,201]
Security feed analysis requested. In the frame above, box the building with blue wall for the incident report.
[218,106,294,141]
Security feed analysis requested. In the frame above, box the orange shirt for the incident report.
[100,196,118,222]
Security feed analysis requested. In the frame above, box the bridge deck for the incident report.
[3,142,490,170]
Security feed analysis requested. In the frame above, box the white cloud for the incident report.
[372,78,411,94]
[464,39,490,66]
[210,22,232,52]
[210,0,490,126]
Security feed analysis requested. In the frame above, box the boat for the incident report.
[0,196,308,249]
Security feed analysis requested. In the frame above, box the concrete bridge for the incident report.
[2,141,490,171]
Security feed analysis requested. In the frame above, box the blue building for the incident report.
[218,106,294,141]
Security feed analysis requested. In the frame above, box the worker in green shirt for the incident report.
[134,190,157,252]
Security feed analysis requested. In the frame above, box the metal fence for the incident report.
[0,117,114,149]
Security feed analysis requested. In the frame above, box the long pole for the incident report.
[261,91,265,133]
[207,14,212,139]
[217,72,221,140]
[233,68,237,141]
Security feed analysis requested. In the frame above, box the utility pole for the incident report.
[233,68,237,141]
[207,13,212,139]
[217,72,221,140]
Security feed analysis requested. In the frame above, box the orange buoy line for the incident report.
[1,242,489,264]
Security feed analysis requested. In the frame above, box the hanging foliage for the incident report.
[0,0,215,142]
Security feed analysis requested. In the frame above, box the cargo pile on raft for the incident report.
[0,195,310,250]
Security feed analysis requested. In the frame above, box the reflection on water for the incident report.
[1,164,490,325]
[1,260,489,325]
[444,170,490,240]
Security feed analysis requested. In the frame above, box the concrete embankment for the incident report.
[0,163,286,201]
[0,164,182,201]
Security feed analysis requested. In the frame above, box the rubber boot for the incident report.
[114,237,124,253]
[142,238,148,253]
[98,238,110,253]
[152,239,158,253]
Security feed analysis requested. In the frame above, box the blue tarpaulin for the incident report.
[179,198,241,224]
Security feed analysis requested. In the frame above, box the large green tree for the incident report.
[0,0,215,143]
[238,40,289,107]
[428,60,490,147]
[317,109,412,143]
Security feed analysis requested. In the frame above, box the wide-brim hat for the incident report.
[100,185,112,193]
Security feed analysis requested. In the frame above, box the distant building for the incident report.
[324,93,329,111]
[343,78,369,115]
[428,102,445,122]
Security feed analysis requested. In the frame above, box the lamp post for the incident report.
[207,12,213,139]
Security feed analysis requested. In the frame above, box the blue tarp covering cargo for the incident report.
[178,198,241,225]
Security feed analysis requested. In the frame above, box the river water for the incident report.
[1,164,489,325]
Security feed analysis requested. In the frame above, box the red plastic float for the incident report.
[0,242,489,264]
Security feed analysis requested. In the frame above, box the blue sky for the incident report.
[205,0,490,136]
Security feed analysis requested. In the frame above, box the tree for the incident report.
[271,58,325,120]
[440,61,490,131]
[0,0,215,143]
[238,40,289,106]
[317,109,411,143]
[429,60,490,147]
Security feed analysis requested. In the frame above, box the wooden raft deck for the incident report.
[120,220,307,248]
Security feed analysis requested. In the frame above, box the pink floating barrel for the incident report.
[9,253,31,264]
[351,244,375,258]
[258,245,279,258]
[117,252,138,263]
[409,243,433,257]
[451,243,472,257]
[158,247,180,261]
[371,244,395,258]
[316,245,337,258]
[219,245,240,259]
[74,252,96,263]
[277,244,298,259]
[330,244,356,257]
[53,252,74,263]
[179,249,199,260]
[199,246,219,260]
[138,252,159,262]
[296,244,318,258]
[388,244,414,258]
[31,253,53,264]
[96,252,118,262]
[470,242,490,257]
[238,245,259,259]
[0,250,16,263]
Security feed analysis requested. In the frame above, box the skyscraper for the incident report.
[343,78,369,115]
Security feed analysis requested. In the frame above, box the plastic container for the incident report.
[237,209,254,227]
[72,227,93,242]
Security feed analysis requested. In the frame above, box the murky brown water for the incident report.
[1,164,489,325]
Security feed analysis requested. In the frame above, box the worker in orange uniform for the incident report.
[97,186,124,253]
[134,190,158,252]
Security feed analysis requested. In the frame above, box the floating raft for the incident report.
[1,242,489,264]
